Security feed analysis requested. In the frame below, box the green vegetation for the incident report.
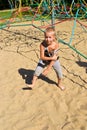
[0,10,12,19]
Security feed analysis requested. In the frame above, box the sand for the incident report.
[0,19,87,130]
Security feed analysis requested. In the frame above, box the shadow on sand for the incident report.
[76,61,87,73]
[18,68,57,90]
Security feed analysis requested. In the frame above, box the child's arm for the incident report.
[42,60,55,76]
[40,43,57,61]
[42,47,59,76]
[42,56,59,76]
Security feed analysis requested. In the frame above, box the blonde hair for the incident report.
[44,27,57,39]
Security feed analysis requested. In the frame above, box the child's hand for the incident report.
[52,55,57,60]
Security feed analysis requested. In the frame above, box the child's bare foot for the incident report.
[58,85,65,91]
[26,84,34,90]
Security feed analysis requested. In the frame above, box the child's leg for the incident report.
[42,61,55,76]
[57,76,65,90]
[27,75,38,88]
[27,62,45,88]
[53,60,65,90]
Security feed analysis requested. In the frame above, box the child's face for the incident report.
[45,32,55,45]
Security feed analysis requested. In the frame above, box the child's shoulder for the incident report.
[54,42,59,49]
[53,41,58,46]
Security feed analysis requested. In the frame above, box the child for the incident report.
[27,27,65,90]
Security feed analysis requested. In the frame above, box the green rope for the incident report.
[58,39,87,60]
[69,8,80,45]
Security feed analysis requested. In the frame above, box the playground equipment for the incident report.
[0,0,87,59]
[0,0,87,26]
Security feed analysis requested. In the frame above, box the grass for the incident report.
[0,10,12,19]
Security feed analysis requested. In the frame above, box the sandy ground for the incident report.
[0,19,87,130]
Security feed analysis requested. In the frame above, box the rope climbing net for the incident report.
[0,0,87,59]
